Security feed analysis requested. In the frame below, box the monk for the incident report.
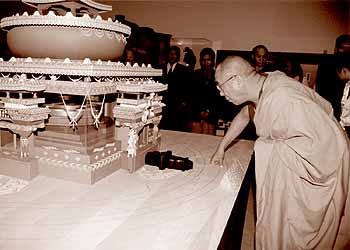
[211,56,350,249]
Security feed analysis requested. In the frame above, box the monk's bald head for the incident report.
[215,56,264,105]
[216,56,254,81]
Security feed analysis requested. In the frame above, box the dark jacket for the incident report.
[160,63,193,131]
[191,69,221,124]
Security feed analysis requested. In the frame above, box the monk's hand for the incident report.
[210,147,224,168]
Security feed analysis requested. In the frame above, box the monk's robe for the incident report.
[253,71,350,250]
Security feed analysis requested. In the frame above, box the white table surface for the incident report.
[0,130,254,250]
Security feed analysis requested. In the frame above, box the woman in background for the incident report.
[190,48,222,135]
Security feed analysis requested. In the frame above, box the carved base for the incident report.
[37,152,122,184]
[0,154,39,180]
[32,123,123,184]
[0,130,38,180]
[0,125,162,184]
[120,139,160,173]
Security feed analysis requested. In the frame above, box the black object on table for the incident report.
[145,151,193,171]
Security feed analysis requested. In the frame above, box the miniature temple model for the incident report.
[0,0,167,184]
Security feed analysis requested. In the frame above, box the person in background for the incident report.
[251,44,270,73]
[160,45,192,132]
[335,54,350,137]
[122,47,137,65]
[316,34,350,120]
[190,48,221,135]
[211,56,349,250]
[183,47,197,71]
[277,57,304,83]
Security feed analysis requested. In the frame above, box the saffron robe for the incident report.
[253,71,350,250]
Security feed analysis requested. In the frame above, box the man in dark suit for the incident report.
[335,54,350,137]
[160,46,193,131]
[316,34,350,120]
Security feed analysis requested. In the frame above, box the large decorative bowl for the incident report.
[1,11,131,61]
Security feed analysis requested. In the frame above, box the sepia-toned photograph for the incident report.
[0,0,349,250]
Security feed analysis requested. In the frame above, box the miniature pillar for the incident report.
[13,133,17,151]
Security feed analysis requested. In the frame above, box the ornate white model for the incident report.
[0,0,167,184]
[0,58,164,96]
[1,1,131,61]
[1,11,131,35]
[0,58,160,77]
[22,0,113,14]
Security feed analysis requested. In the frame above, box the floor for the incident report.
[241,186,255,250]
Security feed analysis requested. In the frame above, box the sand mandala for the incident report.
[0,132,255,250]
[136,135,252,194]
[221,159,247,191]
[136,143,207,181]
[0,174,29,195]
[136,165,182,180]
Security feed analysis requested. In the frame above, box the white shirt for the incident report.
[167,62,177,74]
[340,80,350,128]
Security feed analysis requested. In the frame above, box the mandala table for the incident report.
[0,130,254,250]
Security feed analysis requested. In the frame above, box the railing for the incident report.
[0,108,11,120]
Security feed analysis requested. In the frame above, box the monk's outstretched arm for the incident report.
[210,105,250,166]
